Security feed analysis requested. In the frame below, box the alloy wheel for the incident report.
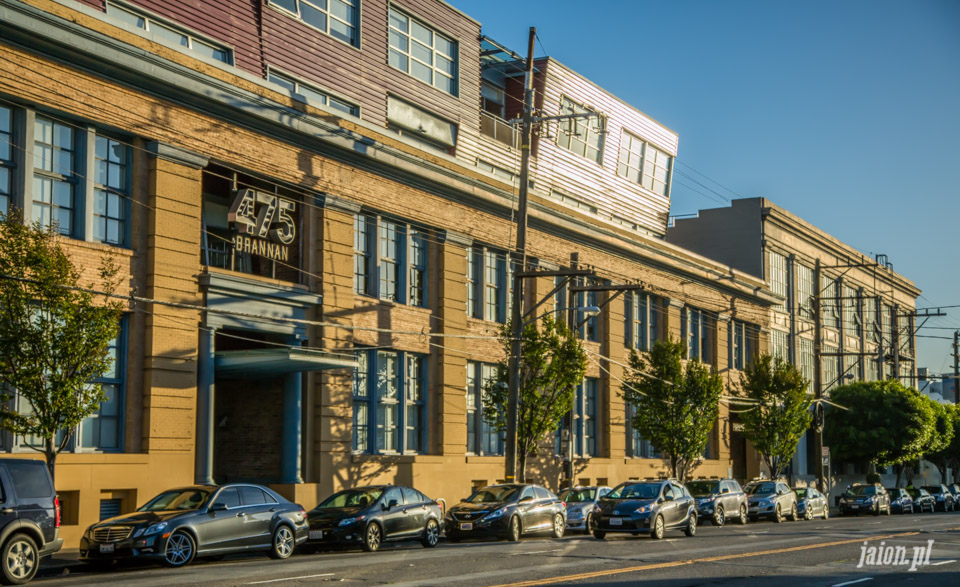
[713,506,725,527]
[738,504,748,525]
[552,514,565,539]
[270,526,294,559]
[422,519,439,548]
[5,536,38,583]
[651,515,665,540]
[164,532,195,567]
[363,523,382,552]
[507,516,521,542]
[774,504,783,523]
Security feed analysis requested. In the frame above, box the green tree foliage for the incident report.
[927,403,960,482]
[738,355,812,479]
[621,339,723,483]
[0,211,124,481]
[824,380,936,469]
[483,316,587,482]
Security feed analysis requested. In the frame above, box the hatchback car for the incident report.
[745,480,798,523]
[445,484,565,542]
[838,484,891,517]
[922,485,957,512]
[906,488,935,513]
[687,479,748,526]
[305,485,443,552]
[887,488,914,514]
[558,486,611,533]
[793,487,828,520]
[948,484,960,501]
[79,484,308,568]
[592,480,697,540]
[0,459,63,586]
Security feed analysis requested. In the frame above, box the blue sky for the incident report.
[453,0,960,377]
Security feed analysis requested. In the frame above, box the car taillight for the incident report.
[54,495,61,528]
[561,501,566,509]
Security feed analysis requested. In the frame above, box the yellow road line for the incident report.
[488,529,947,587]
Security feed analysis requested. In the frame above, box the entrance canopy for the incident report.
[214,347,358,378]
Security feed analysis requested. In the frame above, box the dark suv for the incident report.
[0,459,63,585]
[838,483,891,516]
[922,485,957,512]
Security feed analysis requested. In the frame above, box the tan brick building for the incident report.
[0,0,778,544]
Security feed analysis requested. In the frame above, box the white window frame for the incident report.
[267,68,360,117]
[105,2,234,65]
[556,96,604,165]
[268,0,360,48]
[388,7,458,96]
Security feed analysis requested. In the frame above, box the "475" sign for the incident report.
[227,189,297,262]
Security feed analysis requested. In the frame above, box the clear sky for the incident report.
[452,0,960,378]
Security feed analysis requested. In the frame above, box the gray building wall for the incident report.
[666,198,765,279]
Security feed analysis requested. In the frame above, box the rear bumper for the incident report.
[39,537,63,558]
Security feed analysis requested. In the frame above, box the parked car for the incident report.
[558,486,611,533]
[0,459,63,586]
[906,488,936,513]
[444,484,566,542]
[887,488,914,514]
[948,484,960,501]
[686,479,748,526]
[79,484,308,568]
[921,485,957,512]
[305,485,443,552]
[591,479,697,540]
[793,487,829,520]
[745,480,798,523]
[838,484,891,517]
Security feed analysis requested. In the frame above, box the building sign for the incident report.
[228,189,297,262]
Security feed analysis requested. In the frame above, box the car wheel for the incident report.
[593,530,606,540]
[873,503,880,517]
[885,503,892,516]
[269,525,295,560]
[823,506,829,520]
[507,516,521,542]
[789,504,799,522]
[684,513,697,537]
[713,505,725,527]
[421,519,440,548]
[2,533,39,585]
[738,504,749,525]
[362,522,382,552]
[162,530,196,568]
[650,515,665,540]
[774,504,783,523]
[551,514,565,539]
[584,513,594,534]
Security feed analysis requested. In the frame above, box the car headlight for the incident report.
[339,515,365,527]
[143,522,168,536]
[634,505,651,514]
[484,507,508,521]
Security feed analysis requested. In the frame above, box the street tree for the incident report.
[621,339,723,483]
[738,354,812,479]
[483,315,587,483]
[926,403,960,483]
[0,211,124,481]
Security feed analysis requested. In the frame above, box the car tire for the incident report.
[823,507,829,520]
[551,514,565,539]
[507,516,521,542]
[789,504,798,522]
[804,507,812,520]
[738,504,748,525]
[650,515,665,540]
[774,504,783,524]
[713,506,724,527]
[885,503,892,516]
[684,513,697,537]
[362,522,382,553]
[593,530,606,540]
[421,519,440,548]
[269,525,295,560]
[585,513,594,534]
[873,504,880,517]
[1,533,39,586]
[162,530,197,568]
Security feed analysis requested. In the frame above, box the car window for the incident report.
[401,487,422,505]
[608,483,661,500]
[728,481,742,492]
[687,481,719,496]
[534,487,552,501]
[315,488,383,509]
[0,475,5,503]
[746,482,776,495]
[214,488,241,509]
[5,461,53,498]
[263,490,278,504]
[663,485,677,500]
[465,486,521,503]
[239,486,266,506]
[559,488,596,503]
[383,487,402,506]
[520,486,536,501]
[599,488,610,498]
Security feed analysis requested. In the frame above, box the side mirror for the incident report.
[663,495,674,502]
[209,503,227,512]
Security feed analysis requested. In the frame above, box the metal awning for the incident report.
[214,347,358,379]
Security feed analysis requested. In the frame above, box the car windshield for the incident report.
[794,488,807,499]
[559,488,596,503]
[846,486,877,496]
[315,488,384,509]
[606,483,660,500]
[139,489,211,512]
[465,486,521,503]
[746,483,776,496]
[686,481,719,497]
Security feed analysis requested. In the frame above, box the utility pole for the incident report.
[563,253,579,488]
[813,259,825,494]
[954,331,959,405]
[504,27,537,484]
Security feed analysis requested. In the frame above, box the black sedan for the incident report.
[906,488,936,513]
[305,486,443,552]
[922,485,957,512]
[592,480,697,540]
[444,484,566,542]
[80,485,308,568]
[887,488,914,514]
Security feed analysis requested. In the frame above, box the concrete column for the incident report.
[195,326,216,485]
[282,341,304,484]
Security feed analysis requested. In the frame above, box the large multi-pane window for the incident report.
[624,291,663,351]
[771,329,789,362]
[823,346,839,391]
[626,403,659,459]
[80,321,126,450]
[107,3,232,64]
[821,276,840,329]
[556,378,599,457]
[93,136,129,246]
[882,304,896,349]
[843,285,861,338]
[388,8,458,95]
[845,354,862,383]
[578,282,600,342]
[798,337,815,385]
[682,307,712,363]
[270,0,359,46]
[556,96,604,165]
[267,69,360,116]
[864,298,879,344]
[33,117,76,235]
[0,106,12,217]
[466,361,502,455]
[768,251,788,310]
[354,213,429,306]
[352,349,426,454]
[617,132,671,197]
[729,321,758,371]
[467,246,511,323]
[796,264,814,318]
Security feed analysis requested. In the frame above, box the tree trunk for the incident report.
[44,436,57,484]
[894,463,903,487]
[517,452,527,484]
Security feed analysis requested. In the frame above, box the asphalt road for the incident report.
[35,511,960,586]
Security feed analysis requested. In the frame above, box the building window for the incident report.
[823,346,839,391]
[798,337,815,384]
[107,3,233,64]
[270,0,358,46]
[352,349,426,454]
[467,246,510,323]
[556,96,604,164]
[354,213,429,307]
[33,117,76,236]
[466,361,502,455]
[552,190,598,214]
[729,321,757,371]
[626,403,659,458]
[821,276,840,329]
[843,285,861,338]
[864,299,879,344]
[901,316,915,357]
[625,292,664,352]
[771,329,789,362]
[845,354,862,382]
[0,106,12,218]
[79,320,126,450]
[476,159,516,182]
[617,132,672,197]
[579,378,598,457]
[577,281,601,342]
[481,81,505,117]
[882,304,895,350]
[796,264,814,318]
[682,307,712,363]
[93,136,129,246]
[768,251,788,311]
[267,69,359,116]
[388,8,458,95]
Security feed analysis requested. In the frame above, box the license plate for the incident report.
[99,543,115,554]
[309,530,323,540]
[851,505,859,509]
[610,518,623,526]
[459,522,473,531]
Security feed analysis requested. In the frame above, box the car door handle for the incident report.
[0,508,13,515]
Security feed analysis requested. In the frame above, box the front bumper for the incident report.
[595,513,651,533]
[748,502,776,518]
[444,515,511,539]
[838,501,873,514]
[79,534,165,562]
[305,522,366,546]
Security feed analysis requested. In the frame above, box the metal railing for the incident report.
[480,111,519,148]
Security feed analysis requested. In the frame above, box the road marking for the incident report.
[246,573,335,584]
[832,579,873,587]
[487,532,919,587]
[511,549,563,556]
[932,559,956,566]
